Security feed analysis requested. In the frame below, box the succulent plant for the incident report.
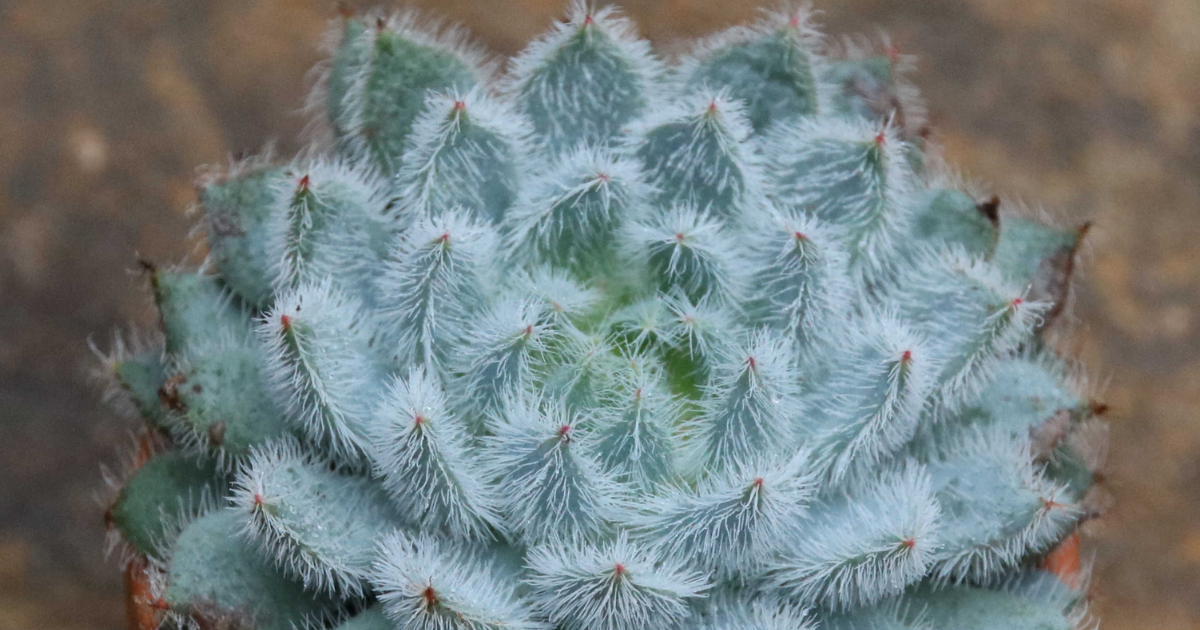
[97,3,1108,630]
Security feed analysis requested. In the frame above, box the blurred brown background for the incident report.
[1,0,1197,628]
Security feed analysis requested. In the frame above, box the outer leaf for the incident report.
[506,1,661,153]
[762,467,940,609]
[160,509,339,630]
[109,452,224,559]
[199,160,285,308]
[326,11,491,172]
[927,429,1082,583]
[682,8,826,133]
[230,440,405,597]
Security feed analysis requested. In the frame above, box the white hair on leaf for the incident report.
[371,531,546,630]
[368,369,505,541]
[525,533,710,630]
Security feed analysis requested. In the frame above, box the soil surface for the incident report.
[1,1,1197,628]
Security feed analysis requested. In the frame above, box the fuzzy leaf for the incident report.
[508,2,659,153]
[200,164,285,308]
[231,441,405,597]
[633,91,763,218]
[377,209,497,372]
[482,398,624,544]
[328,13,487,173]
[372,532,544,630]
[368,370,503,541]
[684,9,824,133]
[762,467,940,609]
[762,117,915,277]
[627,453,817,578]
[505,146,650,276]
[163,509,340,630]
[395,89,526,224]
[927,430,1082,583]
[109,452,224,558]
[151,270,250,356]
[258,281,383,467]
[525,534,709,630]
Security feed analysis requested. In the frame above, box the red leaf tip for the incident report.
[297,174,310,191]
[279,314,291,331]
[453,100,466,110]
[901,349,913,364]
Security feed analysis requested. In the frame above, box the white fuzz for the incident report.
[742,209,855,349]
[511,265,601,324]
[687,327,804,474]
[763,466,941,609]
[679,4,834,118]
[263,156,389,294]
[591,365,684,492]
[377,208,498,371]
[622,202,746,304]
[661,289,739,369]
[761,115,916,277]
[452,296,551,428]
[928,428,1082,584]
[630,89,766,219]
[331,9,499,163]
[372,531,545,630]
[896,247,1050,412]
[525,533,710,630]
[690,592,817,630]
[606,296,672,352]
[627,452,818,577]
[230,439,402,598]
[257,280,380,466]
[368,370,504,541]
[811,312,938,484]
[541,328,622,413]
[394,88,530,224]
[504,0,662,152]
[504,145,652,268]
[480,398,625,544]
